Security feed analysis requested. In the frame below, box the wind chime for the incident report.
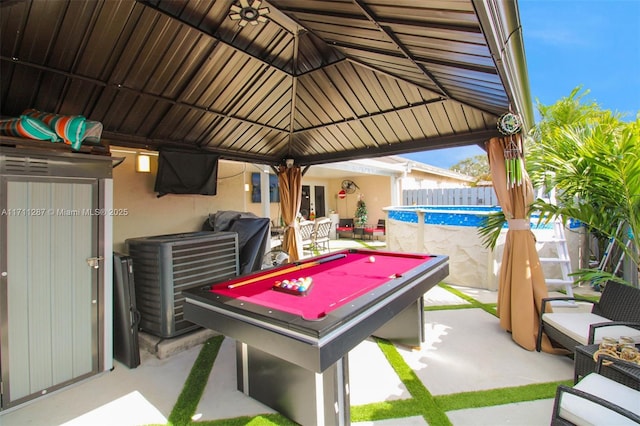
[497,112,524,188]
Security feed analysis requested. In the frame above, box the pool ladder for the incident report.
[535,217,575,298]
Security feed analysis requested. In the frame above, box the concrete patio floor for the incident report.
[1,238,584,426]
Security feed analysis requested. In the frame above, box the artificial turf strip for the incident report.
[375,337,453,426]
[168,335,224,426]
[197,413,298,425]
[308,239,377,256]
[350,398,422,422]
[438,283,498,317]
[424,303,476,311]
[434,380,573,412]
[358,240,382,249]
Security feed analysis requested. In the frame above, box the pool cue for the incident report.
[227,253,347,289]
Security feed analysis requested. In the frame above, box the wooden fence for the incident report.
[402,187,498,206]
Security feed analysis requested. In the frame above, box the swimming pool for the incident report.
[384,206,585,290]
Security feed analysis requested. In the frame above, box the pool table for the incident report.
[183,249,448,426]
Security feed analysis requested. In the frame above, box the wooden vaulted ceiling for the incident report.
[0,0,533,167]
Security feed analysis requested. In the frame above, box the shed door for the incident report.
[0,177,99,409]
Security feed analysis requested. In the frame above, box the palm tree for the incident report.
[527,88,639,287]
[480,87,639,287]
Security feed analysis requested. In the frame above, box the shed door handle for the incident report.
[86,256,104,269]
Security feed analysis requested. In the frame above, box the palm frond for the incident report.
[477,211,506,250]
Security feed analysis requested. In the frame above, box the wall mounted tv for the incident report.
[154,148,219,197]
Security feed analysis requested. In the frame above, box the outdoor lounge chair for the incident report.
[536,281,640,352]
[336,218,354,239]
[363,219,385,240]
[550,355,640,425]
[299,220,315,251]
[312,217,333,251]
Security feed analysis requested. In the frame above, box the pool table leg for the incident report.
[236,342,350,425]
[372,296,425,348]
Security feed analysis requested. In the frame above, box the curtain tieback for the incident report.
[507,219,530,230]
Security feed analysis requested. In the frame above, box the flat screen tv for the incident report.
[154,148,219,197]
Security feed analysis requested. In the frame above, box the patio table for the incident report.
[574,343,640,390]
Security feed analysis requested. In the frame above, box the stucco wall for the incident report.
[328,175,391,225]
[112,151,252,252]
[386,220,499,290]
[112,151,376,252]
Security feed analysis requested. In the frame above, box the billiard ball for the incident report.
[369,256,375,263]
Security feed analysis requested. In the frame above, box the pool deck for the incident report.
[1,238,594,426]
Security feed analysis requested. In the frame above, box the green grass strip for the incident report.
[435,380,573,412]
[437,283,498,317]
[196,413,298,425]
[308,238,380,256]
[168,335,225,426]
[375,337,452,426]
[424,303,476,311]
[350,398,422,422]
[357,240,383,249]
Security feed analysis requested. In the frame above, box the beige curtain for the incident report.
[487,136,559,353]
[277,165,303,261]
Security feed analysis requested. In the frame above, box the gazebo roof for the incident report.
[0,0,532,166]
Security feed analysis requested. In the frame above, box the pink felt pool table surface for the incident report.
[210,250,432,320]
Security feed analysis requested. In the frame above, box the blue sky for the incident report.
[402,0,640,170]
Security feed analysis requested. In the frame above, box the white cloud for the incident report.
[525,27,591,48]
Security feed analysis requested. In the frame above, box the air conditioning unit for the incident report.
[126,231,238,338]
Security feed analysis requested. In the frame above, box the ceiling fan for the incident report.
[341,179,359,194]
[229,0,270,28]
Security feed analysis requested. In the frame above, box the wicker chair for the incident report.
[336,218,354,239]
[312,217,333,251]
[363,219,385,240]
[536,281,640,352]
[299,220,315,251]
[551,355,640,425]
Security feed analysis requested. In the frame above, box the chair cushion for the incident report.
[559,373,640,425]
[363,226,384,233]
[542,312,640,345]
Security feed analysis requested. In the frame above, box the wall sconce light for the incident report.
[136,154,151,173]
[244,183,250,192]
[285,158,294,168]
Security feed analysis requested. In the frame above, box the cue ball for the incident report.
[369,256,375,263]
